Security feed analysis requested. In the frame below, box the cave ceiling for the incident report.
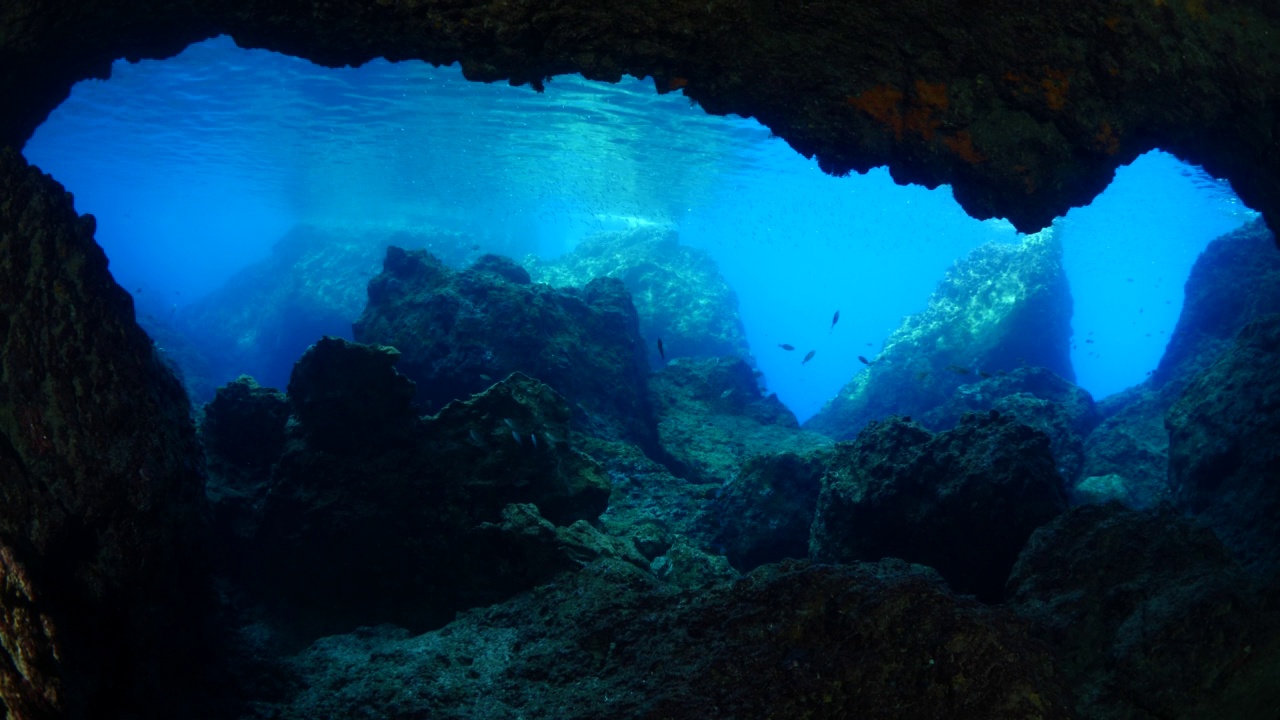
[2,0,1279,234]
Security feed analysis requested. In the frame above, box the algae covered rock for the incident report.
[811,412,1067,601]
[648,356,832,484]
[237,338,612,640]
[355,246,659,451]
[805,227,1073,440]
[529,227,751,369]
[1009,503,1280,720]
[170,223,483,400]
[264,559,1075,720]
[1167,314,1280,579]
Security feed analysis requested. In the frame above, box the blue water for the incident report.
[23,36,1254,422]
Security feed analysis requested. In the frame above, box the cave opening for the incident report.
[21,35,1256,422]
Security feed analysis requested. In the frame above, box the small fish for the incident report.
[530,433,538,449]
[720,389,734,399]
[479,374,493,382]
[857,355,870,365]
[830,310,841,333]
[544,431,561,446]
[511,430,523,445]
[947,364,972,375]
[469,429,485,445]
[503,418,518,431]
[802,350,816,365]
[915,371,930,381]
[979,371,993,378]
[778,343,795,351]
[1086,339,1095,344]
[657,338,665,361]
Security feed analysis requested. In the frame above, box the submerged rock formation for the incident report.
[529,227,752,369]
[212,338,614,641]
[1009,503,1280,720]
[355,247,659,451]
[256,559,1075,719]
[810,412,1067,602]
[168,223,482,400]
[0,149,217,718]
[1080,220,1280,508]
[647,356,831,484]
[806,228,1073,440]
[1167,314,1280,580]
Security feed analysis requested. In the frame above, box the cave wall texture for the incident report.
[2,1,1280,718]
[3,0,1280,233]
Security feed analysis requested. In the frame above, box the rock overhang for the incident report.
[3,0,1278,236]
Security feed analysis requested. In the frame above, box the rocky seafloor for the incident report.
[188,218,1280,719]
[3,148,1279,719]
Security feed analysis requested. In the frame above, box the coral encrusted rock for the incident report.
[354,246,659,452]
[0,148,217,719]
[528,227,752,369]
[810,412,1067,601]
[805,227,1073,440]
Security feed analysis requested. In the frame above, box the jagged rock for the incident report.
[0,149,218,718]
[528,227,752,369]
[169,224,484,400]
[1081,222,1280,510]
[201,376,290,548]
[242,340,612,640]
[1154,219,1280,387]
[260,559,1074,719]
[354,246,659,451]
[922,365,1098,486]
[1167,314,1280,579]
[648,356,832,483]
[705,449,830,572]
[805,228,1073,440]
[1008,503,1280,720]
[810,412,1067,601]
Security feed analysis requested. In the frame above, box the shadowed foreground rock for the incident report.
[225,338,615,641]
[0,149,217,719]
[811,412,1067,601]
[1009,503,1280,720]
[261,559,1076,719]
[1167,313,1280,579]
[806,228,1073,440]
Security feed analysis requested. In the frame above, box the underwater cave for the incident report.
[3,2,1280,719]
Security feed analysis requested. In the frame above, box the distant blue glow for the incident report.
[24,36,1253,421]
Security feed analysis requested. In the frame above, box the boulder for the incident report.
[1009,503,1280,720]
[239,338,612,641]
[806,227,1073,439]
[1167,314,1280,579]
[647,356,831,483]
[528,227,752,369]
[261,559,1075,719]
[810,412,1067,601]
[354,247,659,451]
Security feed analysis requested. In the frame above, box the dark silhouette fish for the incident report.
[657,338,665,360]
[802,350,816,364]
[778,343,795,351]
[857,355,870,365]
[830,310,840,333]
[947,364,972,375]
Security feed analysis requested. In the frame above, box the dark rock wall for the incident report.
[5,1,1280,235]
[0,150,216,718]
